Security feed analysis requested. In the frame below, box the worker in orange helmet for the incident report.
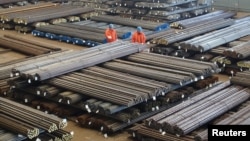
[105,24,118,43]
[132,26,146,44]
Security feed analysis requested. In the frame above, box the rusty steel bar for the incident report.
[230,71,250,87]
[224,41,250,59]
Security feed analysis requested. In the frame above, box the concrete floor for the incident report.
[0,10,247,140]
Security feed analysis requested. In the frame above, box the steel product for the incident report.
[195,102,250,141]
[156,18,235,45]
[181,18,250,52]
[157,85,243,133]
[58,22,132,39]
[173,88,250,135]
[230,71,250,87]
[0,97,67,129]
[91,15,169,31]
[36,24,107,43]
[224,41,250,59]
[0,114,39,139]
[13,41,149,82]
[145,81,230,127]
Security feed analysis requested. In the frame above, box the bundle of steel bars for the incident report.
[180,17,250,52]
[47,66,169,106]
[0,34,61,56]
[151,18,234,45]
[124,52,220,79]
[223,41,250,59]
[170,10,236,29]
[128,124,194,141]
[230,70,250,87]
[0,97,70,139]
[11,41,149,82]
[0,3,58,22]
[145,82,250,136]
[36,24,107,43]
[195,101,250,141]
[1,4,94,24]
[90,15,169,31]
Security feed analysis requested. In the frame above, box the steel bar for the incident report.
[195,102,250,141]
[173,88,250,136]
[12,41,149,82]
[145,81,230,128]
[156,18,235,46]
[91,15,169,31]
[0,97,67,129]
[230,71,250,87]
[0,36,50,56]
[0,113,39,139]
[59,22,132,39]
[180,18,250,52]
[36,24,107,43]
[224,41,250,59]
[171,10,235,29]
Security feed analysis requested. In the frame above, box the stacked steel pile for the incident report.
[180,17,250,52]
[90,15,169,31]
[144,81,250,136]
[230,70,250,87]
[195,101,250,141]
[47,66,169,107]
[0,2,94,32]
[223,41,250,59]
[0,97,73,140]
[112,0,212,22]
[0,34,61,56]
[170,10,236,29]
[33,22,132,45]
[10,41,149,82]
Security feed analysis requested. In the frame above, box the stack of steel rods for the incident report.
[170,10,236,29]
[129,124,193,141]
[0,97,68,130]
[91,15,169,31]
[195,102,250,141]
[36,24,107,43]
[230,70,250,87]
[45,65,169,107]
[12,41,149,82]
[180,17,250,52]
[59,22,132,39]
[102,59,194,85]
[152,18,235,45]
[223,41,250,59]
[126,52,220,77]
[0,2,58,22]
[145,81,231,128]
[173,87,250,136]
[209,46,228,55]
[156,85,243,133]
[0,34,61,56]
[0,113,39,139]
[2,5,94,25]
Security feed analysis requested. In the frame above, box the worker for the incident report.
[105,24,118,43]
[132,26,146,44]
